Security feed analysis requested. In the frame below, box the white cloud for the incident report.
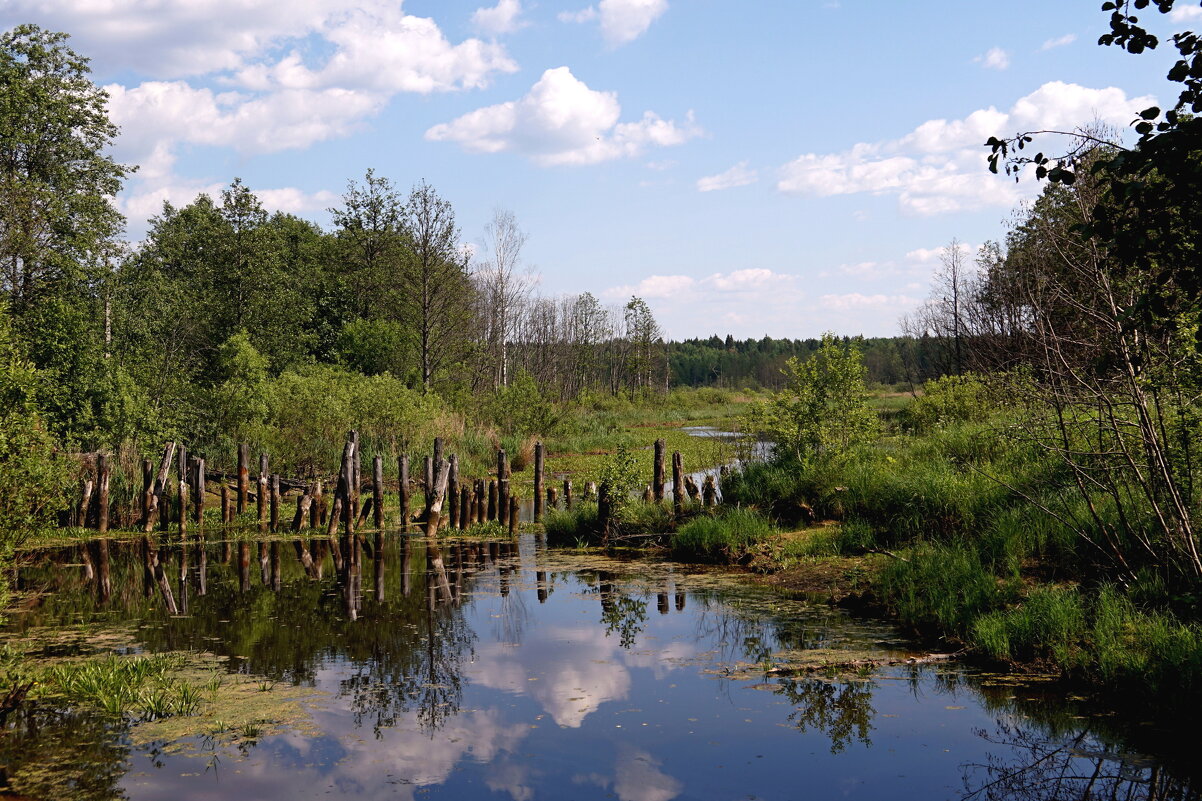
[559,0,669,45]
[606,274,695,299]
[472,0,527,35]
[44,1,519,230]
[425,67,701,165]
[1041,33,1077,50]
[696,161,757,192]
[778,81,1156,216]
[820,292,920,311]
[1170,6,1202,22]
[975,46,1011,70]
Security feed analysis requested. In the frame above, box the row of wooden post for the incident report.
[74,433,715,537]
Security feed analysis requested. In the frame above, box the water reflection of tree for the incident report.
[0,705,129,800]
[596,571,648,649]
[960,722,1198,801]
[775,678,874,753]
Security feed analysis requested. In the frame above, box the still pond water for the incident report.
[1,533,1196,800]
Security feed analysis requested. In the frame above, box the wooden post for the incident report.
[642,485,652,503]
[459,484,471,529]
[433,437,443,475]
[508,496,519,535]
[349,430,361,523]
[372,455,384,529]
[142,443,176,532]
[398,454,410,530]
[584,481,597,502]
[292,491,312,531]
[425,458,450,537]
[702,475,717,507]
[270,474,281,532]
[447,455,459,530]
[221,483,231,524]
[563,479,573,510]
[653,439,666,503]
[141,458,154,523]
[422,455,434,522]
[311,479,323,529]
[96,453,110,535]
[257,453,269,531]
[685,475,701,502]
[193,457,206,526]
[672,451,684,517]
[497,450,509,521]
[465,484,477,526]
[78,472,94,529]
[341,438,356,536]
[476,479,487,524]
[488,480,498,521]
[237,442,249,514]
[533,441,545,521]
[547,486,558,510]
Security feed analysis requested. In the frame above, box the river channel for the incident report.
[0,533,1196,800]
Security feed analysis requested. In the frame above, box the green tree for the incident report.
[0,25,131,445]
[399,181,474,393]
[0,302,68,596]
[744,333,878,461]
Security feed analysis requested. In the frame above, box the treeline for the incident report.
[669,335,947,389]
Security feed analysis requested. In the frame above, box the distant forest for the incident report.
[669,335,941,390]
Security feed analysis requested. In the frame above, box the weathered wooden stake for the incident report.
[292,492,312,531]
[141,458,154,522]
[653,439,666,503]
[257,453,269,531]
[221,483,231,524]
[425,458,450,537]
[533,441,545,521]
[459,484,470,529]
[96,453,111,535]
[193,457,206,526]
[142,443,176,532]
[488,480,498,521]
[672,451,684,517]
[447,455,459,530]
[422,455,434,521]
[78,473,94,529]
[497,449,509,519]
[311,479,323,529]
[547,486,558,510]
[702,475,717,507]
[270,474,281,532]
[372,455,384,529]
[397,453,410,530]
[237,442,249,514]
[563,479,573,510]
[349,430,361,523]
[340,438,356,536]
[508,496,519,535]
[476,479,487,523]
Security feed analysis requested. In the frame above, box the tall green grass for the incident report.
[672,508,774,561]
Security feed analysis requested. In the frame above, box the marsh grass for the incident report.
[37,653,206,721]
[672,508,774,561]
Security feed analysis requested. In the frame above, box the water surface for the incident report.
[1,534,1195,800]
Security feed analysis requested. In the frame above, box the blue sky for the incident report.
[5,0,1198,339]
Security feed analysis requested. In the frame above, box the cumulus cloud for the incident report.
[27,1,519,230]
[1041,33,1077,50]
[696,161,757,192]
[559,0,669,45]
[425,67,700,165]
[1170,6,1202,22]
[472,0,527,35]
[975,46,1010,70]
[778,81,1156,215]
[820,292,920,311]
